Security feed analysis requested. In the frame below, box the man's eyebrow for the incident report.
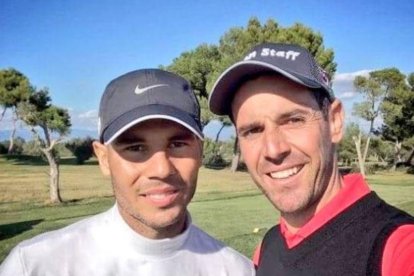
[278,109,309,118]
[236,109,319,133]
[113,135,145,145]
[236,122,261,134]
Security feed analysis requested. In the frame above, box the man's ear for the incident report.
[93,141,111,177]
[329,99,344,144]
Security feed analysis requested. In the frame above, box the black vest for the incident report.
[256,192,414,276]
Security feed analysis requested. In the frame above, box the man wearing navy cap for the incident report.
[0,69,254,275]
[209,42,414,275]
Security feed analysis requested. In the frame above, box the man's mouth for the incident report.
[269,165,303,179]
[141,188,181,207]
[145,190,177,200]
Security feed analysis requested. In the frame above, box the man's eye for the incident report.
[125,144,146,152]
[170,141,187,148]
[239,127,262,138]
[287,116,306,125]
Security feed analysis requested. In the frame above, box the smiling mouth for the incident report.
[145,190,177,200]
[269,165,303,179]
[141,188,181,207]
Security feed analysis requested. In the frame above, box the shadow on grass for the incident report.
[4,154,47,166]
[0,219,44,240]
[2,155,98,166]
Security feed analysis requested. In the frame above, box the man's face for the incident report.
[231,75,343,222]
[94,119,202,239]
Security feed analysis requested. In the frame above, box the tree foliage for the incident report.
[353,68,414,173]
[166,44,220,127]
[166,17,337,171]
[65,137,94,164]
[380,70,414,168]
[338,123,360,165]
[0,68,32,153]
[210,18,336,89]
[0,68,31,113]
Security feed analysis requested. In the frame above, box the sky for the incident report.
[1,0,413,139]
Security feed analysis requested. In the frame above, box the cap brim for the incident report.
[102,104,203,144]
[208,60,324,116]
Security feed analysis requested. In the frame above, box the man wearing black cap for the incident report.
[0,69,254,275]
[209,43,414,275]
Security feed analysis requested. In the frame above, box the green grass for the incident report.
[1,154,414,263]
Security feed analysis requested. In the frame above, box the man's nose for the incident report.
[146,151,177,179]
[263,127,291,163]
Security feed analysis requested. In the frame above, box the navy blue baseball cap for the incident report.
[98,69,203,144]
[209,43,334,116]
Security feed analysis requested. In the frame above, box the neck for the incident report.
[119,207,188,239]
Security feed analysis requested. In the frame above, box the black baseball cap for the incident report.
[98,69,203,144]
[209,42,335,116]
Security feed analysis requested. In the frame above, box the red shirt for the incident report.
[252,174,414,275]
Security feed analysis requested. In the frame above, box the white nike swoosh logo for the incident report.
[134,84,169,95]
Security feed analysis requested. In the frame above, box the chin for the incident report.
[153,207,186,227]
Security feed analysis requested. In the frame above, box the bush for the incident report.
[65,137,94,164]
[365,164,377,175]
[0,141,7,154]
[0,137,25,154]
[350,163,388,175]
[406,166,414,175]
[203,152,227,169]
[22,140,42,156]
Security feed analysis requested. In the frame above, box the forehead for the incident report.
[114,119,194,143]
[231,75,317,116]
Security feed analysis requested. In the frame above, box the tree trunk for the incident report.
[391,140,402,171]
[43,149,62,203]
[230,136,240,173]
[353,132,366,178]
[215,124,226,143]
[362,135,371,175]
[230,153,240,172]
[0,108,6,122]
[406,148,414,166]
[7,114,17,154]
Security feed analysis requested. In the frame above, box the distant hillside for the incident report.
[0,128,98,142]
[1,120,235,142]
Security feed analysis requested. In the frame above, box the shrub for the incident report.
[203,152,227,169]
[0,141,7,154]
[65,137,94,164]
[22,140,42,156]
[407,166,414,175]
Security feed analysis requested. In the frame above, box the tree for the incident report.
[210,18,336,85]
[65,137,94,164]
[214,17,337,172]
[406,73,414,166]
[166,44,220,127]
[352,68,405,176]
[338,123,360,166]
[167,17,337,172]
[380,70,414,169]
[0,68,32,154]
[17,88,71,203]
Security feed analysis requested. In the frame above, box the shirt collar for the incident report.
[111,203,191,258]
[280,173,371,248]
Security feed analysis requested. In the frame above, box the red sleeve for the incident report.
[252,242,262,269]
[382,224,414,276]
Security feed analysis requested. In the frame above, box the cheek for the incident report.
[177,158,201,179]
[108,158,141,188]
